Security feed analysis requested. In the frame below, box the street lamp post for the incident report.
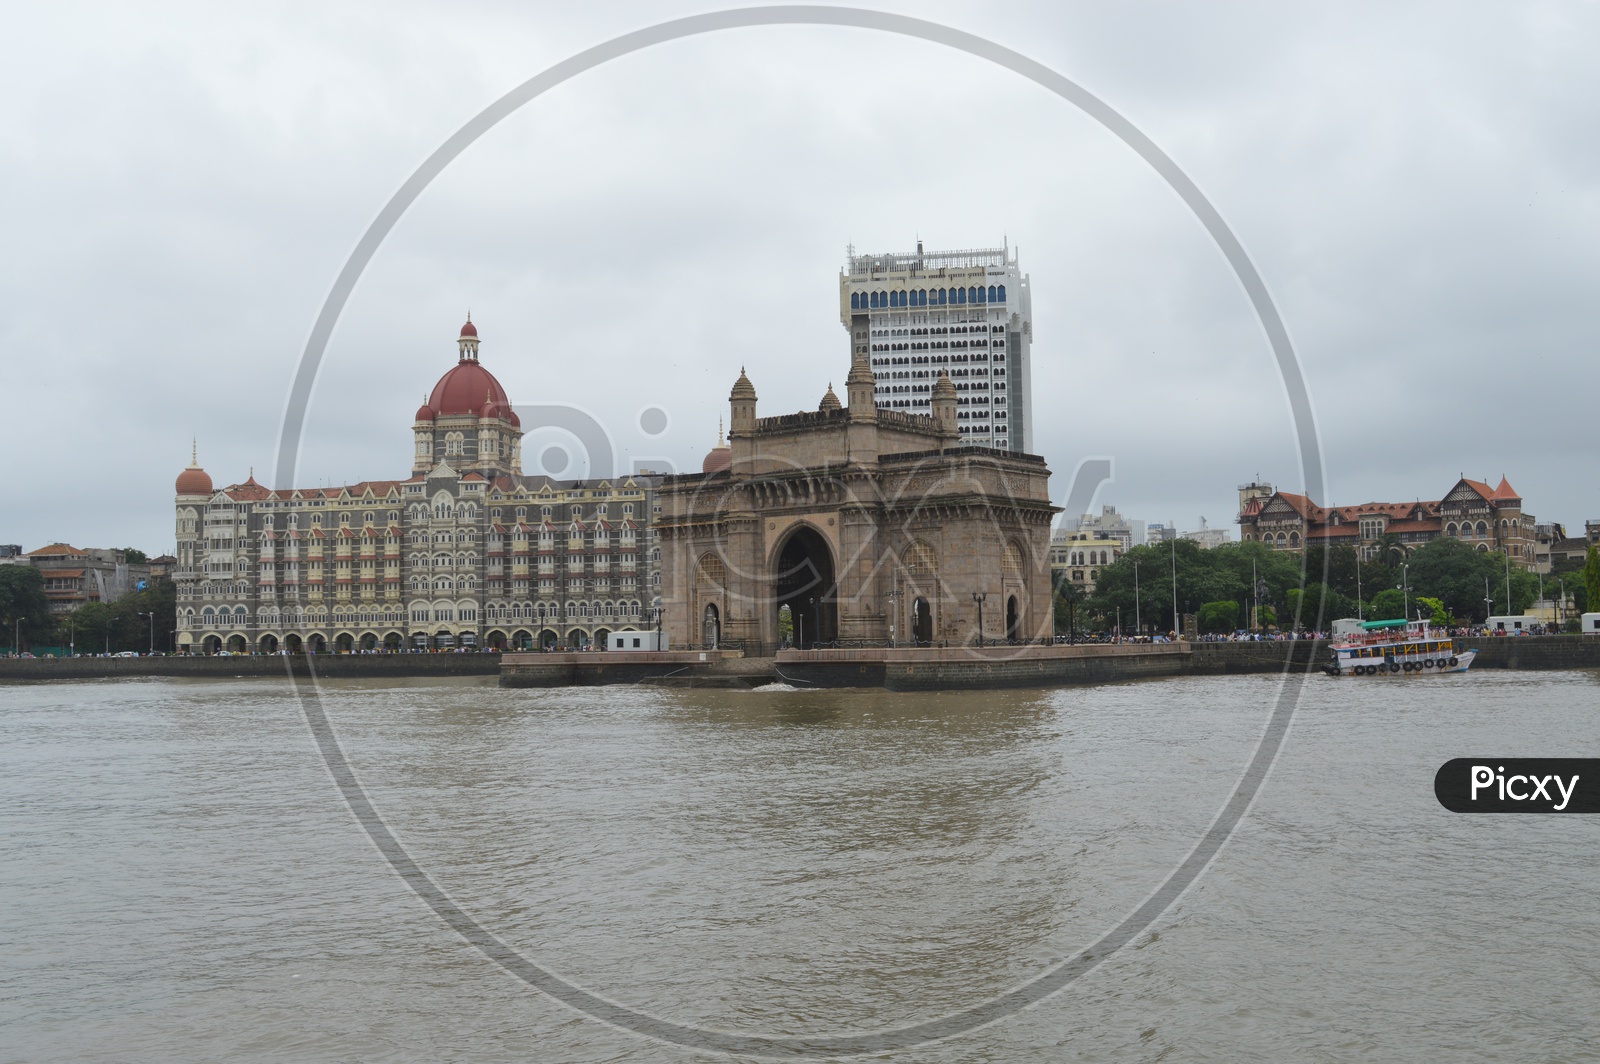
[137,611,155,655]
[972,591,988,648]
[1133,561,1141,638]
[887,587,898,648]
[1171,538,1180,638]
[1504,551,1512,619]
[1485,575,1493,627]
[1356,550,1363,620]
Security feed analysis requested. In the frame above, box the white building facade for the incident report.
[172,320,662,655]
[839,242,1034,453]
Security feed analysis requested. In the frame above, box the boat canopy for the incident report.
[1360,619,1412,630]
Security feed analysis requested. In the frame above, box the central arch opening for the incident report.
[774,525,837,649]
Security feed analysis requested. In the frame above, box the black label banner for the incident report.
[1435,758,1600,813]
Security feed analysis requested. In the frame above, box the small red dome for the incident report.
[414,403,435,422]
[505,408,521,428]
[702,444,731,474]
[428,359,508,417]
[481,399,501,420]
[459,319,478,338]
[176,463,213,495]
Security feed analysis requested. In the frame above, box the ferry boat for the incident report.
[1324,618,1475,677]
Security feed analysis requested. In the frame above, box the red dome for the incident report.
[505,408,521,428]
[428,359,508,417]
[176,464,213,495]
[702,444,731,474]
[414,403,435,422]
[459,319,477,338]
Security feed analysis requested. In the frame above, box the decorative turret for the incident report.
[729,367,757,433]
[819,383,841,413]
[931,373,959,448]
[457,313,479,362]
[845,356,876,422]
[702,417,731,474]
[175,441,213,496]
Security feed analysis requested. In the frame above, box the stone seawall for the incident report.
[499,650,759,688]
[1454,634,1600,670]
[777,644,1189,691]
[0,655,502,682]
[1188,640,1330,674]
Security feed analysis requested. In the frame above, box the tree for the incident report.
[1587,546,1600,618]
[1087,540,1301,636]
[1416,595,1450,625]
[1369,588,1407,621]
[1054,573,1086,637]
[1403,538,1536,622]
[119,548,149,564]
[1197,600,1240,634]
[1257,603,1278,628]
[1287,582,1357,629]
[0,565,53,650]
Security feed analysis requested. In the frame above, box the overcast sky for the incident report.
[4,2,1596,555]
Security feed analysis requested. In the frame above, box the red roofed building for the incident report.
[173,318,662,655]
[19,543,153,615]
[1237,475,1539,569]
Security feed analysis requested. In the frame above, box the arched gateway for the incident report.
[774,526,836,649]
[657,362,1057,654]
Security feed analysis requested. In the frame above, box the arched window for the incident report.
[997,284,1006,302]
[850,292,859,310]
[868,291,877,309]
[937,288,946,304]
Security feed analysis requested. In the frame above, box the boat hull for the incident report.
[1324,649,1476,676]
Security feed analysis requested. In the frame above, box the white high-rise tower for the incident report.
[839,241,1033,452]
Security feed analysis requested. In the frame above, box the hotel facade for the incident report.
[173,321,660,654]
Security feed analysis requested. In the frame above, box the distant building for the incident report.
[0,544,21,560]
[147,554,176,581]
[1181,518,1231,550]
[1050,528,1123,593]
[1146,522,1178,545]
[18,544,151,615]
[1237,476,1539,569]
[840,241,1033,453]
[174,319,662,655]
[1065,505,1145,551]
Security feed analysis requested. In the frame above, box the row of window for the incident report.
[853,285,1007,309]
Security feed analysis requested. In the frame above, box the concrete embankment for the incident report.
[499,650,766,688]
[6,636,1594,688]
[775,643,1189,691]
[0,654,501,682]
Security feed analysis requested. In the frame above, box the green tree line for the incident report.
[1058,535,1566,636]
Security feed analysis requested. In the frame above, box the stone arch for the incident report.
[485,629,507,650]
[772,523,837,649]
[359,632,379,651]
[259,634,279,654]
[1006,594,1021,641]
[702,602,720,648]
[227,634,247,654]
[383,631,403,651]
[335,632,355,654]
[284,633,303,654]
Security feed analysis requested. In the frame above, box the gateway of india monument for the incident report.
[657,354,1058,654]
